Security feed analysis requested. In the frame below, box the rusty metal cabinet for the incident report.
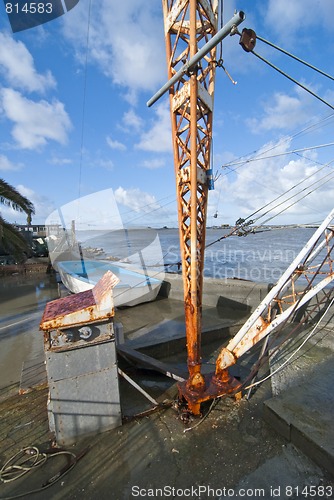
[40,272,122,445]
[45,322,121,445]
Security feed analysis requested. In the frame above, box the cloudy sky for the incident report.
[0,0,334,228]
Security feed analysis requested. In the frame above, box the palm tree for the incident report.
[0,179,35,262]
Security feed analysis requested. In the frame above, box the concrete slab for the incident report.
[230,443,327,499]
[264,325,334,477]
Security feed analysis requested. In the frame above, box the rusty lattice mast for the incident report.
[158,1,245,414]
[163,0,218,403]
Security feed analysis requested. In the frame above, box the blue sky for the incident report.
[0,0,334,229]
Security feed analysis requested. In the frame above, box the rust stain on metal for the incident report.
[178,371,242,415]
[163,0,220,415]
[40,270,119,331]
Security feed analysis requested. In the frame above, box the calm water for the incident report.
[74,226,322,284]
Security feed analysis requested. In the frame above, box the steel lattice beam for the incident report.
[160,2,249,414]
[162,0,219,403]
[215,208,334,375]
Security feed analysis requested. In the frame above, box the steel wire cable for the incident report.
[223,143,334,168]
[249,165,334,224]
[0,447,79,499]
[204,160,334,250]
[244,294,334,391]
[251,49,334,111]
[219,28,334,174]
[222,113,334,173]
[234,26,334,111]
[240,239,334,392]
[221,158,334,223]
[253,171,334,228]
[256,34,334,83]
[232,159,334,226]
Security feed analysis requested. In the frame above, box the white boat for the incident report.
[57,259,163,307]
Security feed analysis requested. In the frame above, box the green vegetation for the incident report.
[0,179,35,262]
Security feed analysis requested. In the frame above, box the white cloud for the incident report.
[62,0,166,98]
[246,87,314,133]
[1,184,56,224]
[114,186,176,226]
[0,32,56,93]
[122,109,143,131]
[265,0,334,39]
[106,135,126,151]
[1,88,72,149]
[219,139,334,223]
[95,158,114,171]
[114,186,160,213]
[141,158,165,170]
[45,188,123,231]
[0,154,22,171]
[49,157,73,165]
[136,102,172,153]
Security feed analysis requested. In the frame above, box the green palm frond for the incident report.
[0,216,30,262]
[0,178,35,221]
[0,179,35,261]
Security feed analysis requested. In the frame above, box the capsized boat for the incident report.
[57,259,163,307]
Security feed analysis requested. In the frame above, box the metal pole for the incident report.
[186,0,205,392]
[147,10,245,107]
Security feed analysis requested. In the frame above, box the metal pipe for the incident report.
[118,368,159,406]
[147,10,245,107]
[233,272,334,361]
[187,0,203,388]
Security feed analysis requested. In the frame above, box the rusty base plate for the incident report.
[178,373,242,415]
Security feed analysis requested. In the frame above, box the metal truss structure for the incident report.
[153,1,334,415]
[215,209,334,375]
[161,1,246,413]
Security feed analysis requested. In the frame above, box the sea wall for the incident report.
[161,273,271,315]
[0,259,50,276]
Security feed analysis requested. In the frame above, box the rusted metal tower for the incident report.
[158,1,244,413]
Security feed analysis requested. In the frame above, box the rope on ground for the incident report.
[0,445,84,500]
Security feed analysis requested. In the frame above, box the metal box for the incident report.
[46,327,121,445]
[40,271,122,445]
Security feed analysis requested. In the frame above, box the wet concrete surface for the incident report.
[1,375,332,500]
[0,274,59,393]
[0,274,333,499]
[264,325,334,478]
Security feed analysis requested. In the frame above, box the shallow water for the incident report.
[0,274,58,389]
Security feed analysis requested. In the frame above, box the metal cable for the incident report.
[204,159,334,250]
[221,112,334,175]
[0,446,79,500]
[257,34,334,82]
[254,174,334,228]
[251,165,334,225]
[251,49,334,111]
[239,160,334,227]
[244,294,334,390]
[223,143,334,168]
